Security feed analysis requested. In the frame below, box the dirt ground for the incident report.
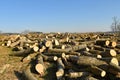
[0,46,24,80]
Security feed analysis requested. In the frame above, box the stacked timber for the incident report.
[1,32,120,80]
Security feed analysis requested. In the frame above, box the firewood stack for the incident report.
[1,32,120,80]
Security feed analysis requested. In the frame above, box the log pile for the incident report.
[1,32,120,80]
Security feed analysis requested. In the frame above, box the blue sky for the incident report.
[0,0,120,33]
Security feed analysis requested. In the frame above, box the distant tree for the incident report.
[21,29,30,34]
[111,16,120,37]
[111,16,119,33]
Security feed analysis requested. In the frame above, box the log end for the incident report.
[33,46,39,52]
[106,40,110,46]
[56,69,64,80]
[112,41,117,47]
[35,63,44,76]
[54,56,58,61]
[110,49,117,57]
[111,58,119,66]
[101,71,106,77]
[45,41,52,47]
[97,55,102,59]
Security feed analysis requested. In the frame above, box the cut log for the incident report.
[33,46,39,52]
[61,45,65,49]
[84,76,99,80]
[7,40,11,47]
[87,65,106,77]
[56,58,65,80]
[109,41,117,47]
[39,45,46,53]
[101,49,116,57]
[65,44,87,52]
[116,44,120,49]
[48,48,81,55]
[66,71,89,78]
[54,39,60,45]
[99,57,119,66]
[53,44,66,50]
[109,63,120,72]
[35,54,45,76]
[43,52,65,58]
[22,53,37,62]
[61,53,72,68]
[81,51,102,58]
[40,53,58,61]
[66,55,108,66]
[42,40,52,48]
[9,48,32,56]
[107,63,120,75]
[10,40,20,47]
[95,40,110,46]
[93,45,105,51]
[89,50,102,55]
[23,65,37,80]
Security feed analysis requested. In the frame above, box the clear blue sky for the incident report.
[0,0,120,33]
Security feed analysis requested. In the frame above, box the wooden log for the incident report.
[61,53,72,68]
[66,71,89,78]
[22,53,38,63]
[109,41,117,47]
[89,49,102,54]
[106,63,120,75]
[56,58,65,80]
[10,40,20,47]
[43,52,65,57]
[87,65,106,77]
[59,37,69,43]
[89,49,117,57]
[99,57,119,66]
[53,45,66,49]
[48,48,81,55]
[81,51,102,58]
[93,45,105,51]
[35,54,45,76]
[109,63,120,72]
[84,76,99,80]
[42,40,52,48]
[33,46,39,52]
[79,40,95,45]
[66,55,108,66]
[65,44,87,52]
[23,65,37,80]
[39,45,46,53]
[40,53,58,61]
[54,39,60,45]
[95,40,110,46]
[101,49,116,57]
[7,40,11,47]
[9,48,32,56]
[116,44,120,49]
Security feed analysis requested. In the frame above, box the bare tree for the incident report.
[111,16,119,33]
